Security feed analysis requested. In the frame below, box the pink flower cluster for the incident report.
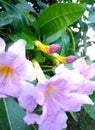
[19,59,95,129]
[0,37,95,130]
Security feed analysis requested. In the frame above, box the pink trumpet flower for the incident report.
[0,37,36,97]
[20,61,95,130]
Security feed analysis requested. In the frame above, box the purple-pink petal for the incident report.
[8,39,26,57]
[0,38,37,97]
[39,110,67,130]
[73,58,95,79]
[18,83,44,112]
[0,37,5,52]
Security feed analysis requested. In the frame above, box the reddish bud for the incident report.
[66,55,76,63]
[49,44,60,53]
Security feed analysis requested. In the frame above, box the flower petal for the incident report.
[0,93,7,98]
[0,37,5,52]
[58,93,94,111]
[24,113,43,125]
[19,91,37,112]
[0,52,37,82]
[84,63,95,79]
[0,52,16,66]
[14,58,37,82]
[8,39,26,56]
[39,110,67,130]
[24,103,47,125]
[73,58,86,73]
[19,84,44,112]
[76,80,95,95]
[55,64,66,74]
[73,58,95,79]
[0,75,26,97]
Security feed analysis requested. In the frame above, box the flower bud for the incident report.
[66,55,76,63]
[34,41,60,54]
[53,53,76,64]
[49,44,60,53]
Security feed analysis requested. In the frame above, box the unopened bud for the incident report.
[53,53,76,64]
[35,41,60,54]
[66,55,76,63]
[49,44,60,53]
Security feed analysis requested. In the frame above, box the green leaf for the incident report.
[83,92,95,120]
[15,0,37,26]
[0,98,36,130]
[38,1,48,10]
[34,51,45,63]
[9,28,37,50]
[0,0,25,31]
[0,12,14,27]
[44,29,63,44]
[5,98,36,130]
[70,112,78,122]
[16,0,36,14]
[66,48,75,55]
[0,99,11,130]
[37,3,85,36]
[83,104,95,120]
[80,0,95,4]
[57,35,71,56]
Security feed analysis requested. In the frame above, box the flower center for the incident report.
[45,85,55,96]
[0,66,14,76]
